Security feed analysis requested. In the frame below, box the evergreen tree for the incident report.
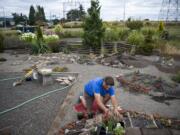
[41,7,46,21]
[82,0,105,53]
[29,5,35,25]
[12,13,27,25]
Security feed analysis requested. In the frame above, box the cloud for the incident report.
[0,0,162,20]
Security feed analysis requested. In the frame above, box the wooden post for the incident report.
[114,42,118,53]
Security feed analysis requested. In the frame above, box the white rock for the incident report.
[129,65,134,69]
[68,76,75,81]
[64,79,71,85]
[65,129,69,134]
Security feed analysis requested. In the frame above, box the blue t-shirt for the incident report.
[84,77,115,97]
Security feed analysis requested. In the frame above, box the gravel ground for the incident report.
[0,72,74,135]
[0,52,180,135]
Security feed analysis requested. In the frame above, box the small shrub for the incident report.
[118,27,129,41]
[52,66,68,72]
[31,27,50,54]
[43,35,59,44]
[172,72,180,83]
[62,30,83,38]
[136,43,154,55]
[30,41,49,54]
[158,21,164,32]
[36,26,43,42]
[47,41,60,53]
[104,28,119,42]
[54,24,63,34]
[20,33,36,43]
[127,31,144,46]
[141,27,157,43]
[161,30,169,40]
[126,20,143,30]
[62,21,83,28]
[2,30,19,37]
[0,31,4,52]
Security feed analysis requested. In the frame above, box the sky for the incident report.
[0,0,163,21]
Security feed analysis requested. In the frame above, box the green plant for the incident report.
[158,21,164,32]
[136,43,154,55]
[30,26,49,54]
[82,0,105,53]
[172,72,180,83]
[62,21,83,28]
[20,33,36,43]
[141,27,157,43]
[113,124,125,135]
[62,30,83,38]
[54,24,63,34]
[43,35,59,44]
[118,28,129,41]
[47,41,60,53]
[104,28,119,42]
[127,31,144,46]
[126,20,143,30]
[0,31,4,52]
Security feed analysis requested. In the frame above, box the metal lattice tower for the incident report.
[159,0,180,22]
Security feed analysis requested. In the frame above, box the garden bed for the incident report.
[116,72,180,100]
[57,110,180,135]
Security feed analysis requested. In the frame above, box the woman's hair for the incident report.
[104,76,114,86]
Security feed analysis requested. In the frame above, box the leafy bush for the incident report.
[47,41,60,53]
[30,41,49,54]
[104,28,119,42]
[160,30,169,40]
[136,43,154,55]
[54,24,63,34]
[62,30,83,38]
[172,72,180,83]
[20,33,36,43]
[104,27,129,42]
[127,31,144,46]
[118,27,129,40]
[2,30,19,37]
[0,31,4,52]
[158,21,164,32]
[5,36,30,50]
[126,20,143,30]
[43,35,59,44]
[63,21,83,28]
[141,27,157,43]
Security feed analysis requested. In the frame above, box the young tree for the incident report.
[29,5,35,25]
[82,0,105,53]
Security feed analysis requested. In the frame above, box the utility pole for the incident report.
[123,0,126,22]
[1,7,6,28]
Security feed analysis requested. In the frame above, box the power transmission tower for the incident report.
[159,0,180,22]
